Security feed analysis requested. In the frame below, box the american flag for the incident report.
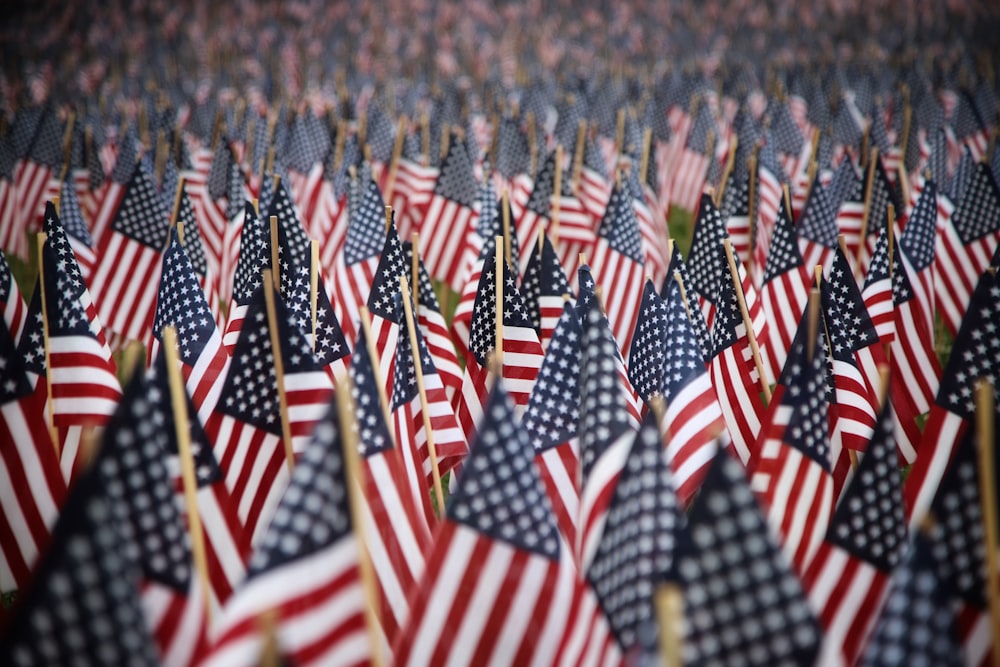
[151,231,230,423]
[831,160,865,271]
[147,353,250,609]
[449,231,497,368]
[1,234,28,346]
[719,167,752,266]
[91,371,209,666]
[419,134,479,290]
[267,179,312,290]
[348,324,433,644]
[0,461,159,666]
[392,380,621,666]
[802,396,908,666]
[0,314,66,592]
[796,174,839,273]
[389,153,438,243]
[857,534,961,666]
[88,164,170,346]
[860,228,896,342]
[659,278,726,503]
[921,422,998,663]
[670,99,714,213]
[521,301,583,549]
[0,134,24,261]
[577,135,612,226]
[935,162,1000,337]
[950,89,989,161]
[15,108,62,243]
[282,251,352,383]
[391,291,467,489]
[517,152,568,274]
[662,244,713,363]
[19,228,121,479]
[520,231,573,351]
[944,146,974,205]
[750,309,834,575]
[456,246,544,443]
[202,398,372,667]
[206,283,333,544]
[365,221,408,400]
[904,271,1000,534]
[589,181,646,357]
[858,156,900,269]
[584,410,684,657]
[330,175,386,344]
[708,272,767,466]
[577,304,638,571]
[759,195,811,380]
[677,445,822,666]
[402,241,463,402]
[56,178,96,280]
[222,201,268,353]
[175,188,223,326]
[752,136,785,286]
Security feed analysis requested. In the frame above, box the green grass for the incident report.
[2,590,16,609]
[667,207,695,258]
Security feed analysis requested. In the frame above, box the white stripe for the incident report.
[444,541,514,667]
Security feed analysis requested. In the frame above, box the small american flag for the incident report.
[365,221,408,399]
[222,202,268,353]
[282,252,351,382]
[0,246,27,345]
[796,174,839,273]
[56,178,96,280]
[678,445,822,666]
[520,231,573,352]
[202,397,372,667]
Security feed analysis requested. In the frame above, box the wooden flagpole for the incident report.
[333,374,385,667]
[745,149,759,280]
[551,145,563,246]
[501,190,512,266]
[439,124,450,165]
[58,111,76,185]
[495,236,505,368]
[673,270,695,324]
[615,109,626,162]
[261,269,296,472]
[161,326,214,624]
[715,136,738,207]
[269,215,281,291]
[654,583,684,667]
[36,233,59,454]
[398,275,446,515]
[309,240,319,352]
[170,175,186,227]
[571,120,587,194]
[975,379,1000,667]
[383,115,408,203]
[722,238,771,404]
[526,112,537,177]
[856,147,880,271]
[357,306,395,435]
[420,112,430,166]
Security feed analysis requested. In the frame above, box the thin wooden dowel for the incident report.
[399,275,446,515]
[639,127,653,190]
[269,216,281,291]
[571,120,587,194]
[162,327,214,624]
[411,233,421,313]
[36,233,59,454]
[261,270,296,472]
[333,376,385,667]
[673,271,694,324]
[495,237,505,368]
[383,116,408,203]
[746,151,759,280]
[976,380,1000,667]
[170,175,186,227]
[551,145,563,246]
[501,190,512,267]
[654,583,684,667]
[722,238,771,404]
[856,147,880,272]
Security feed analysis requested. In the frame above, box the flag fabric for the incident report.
[419,135,480,290]
[802,397,909,667]
[831,160,866,271]
[516,151,563,274]
[677,445,822,666]
[522,301,584,549]
[364,221,408,400]
[56,178,97,280]
[456,246,544,443]
[752,137,785,286]
[584,410,684,658]
[0,135,24,260]
[403,241,463,403]
[0,314,66,592]
[796,174,840,274]
[88,165,170,345]
[391,291,468,489]
[206,283,333,544]
[0,462,159,666]
[15,108,62,241]
[202,398,372,667]
[750,309,834,575]
[348,325,433,643]
[759,195,811,379]
[856,534,962,667]
[520,231,573,352]
[147,353,250,609]
[577,135,612,226]
[936,161,1000,336]
[661,243,714,364]
[708,274,767,466]
[331,175,386,344]
[904,271,1000,529]
[392,380,621,667]
[1,241,27,348]
[152,229,231,420]
[577,304,638,572]
[589,182,646,357]
[670,99,714,213]
[720,167,752,266]
[222,202,268,352]
[90,371,209,667]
